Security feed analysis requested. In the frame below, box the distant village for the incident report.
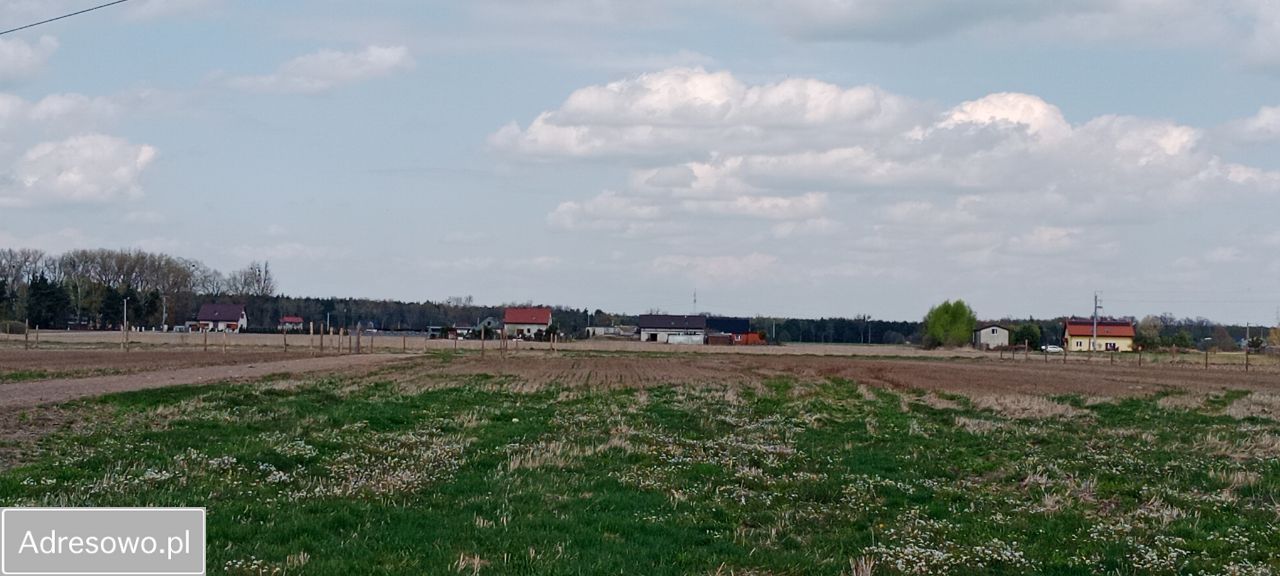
[184,302,1268,354]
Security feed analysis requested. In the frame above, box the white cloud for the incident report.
[0,36,58,81]
[547,190,662,232]
[1,134,157,206]
[496,67,1280,320]
[228,45,414,94]
[0,92,120,136]
[937,92,1071,141]
[1230,105,1280,141]
[679,192,827,220]
[491,68,917,158]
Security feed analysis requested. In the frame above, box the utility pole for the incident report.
[1091,291,1102,352]
[161,294,167,332]
[122,297,130,351]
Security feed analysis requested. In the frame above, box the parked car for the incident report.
[1042,345,1064,353]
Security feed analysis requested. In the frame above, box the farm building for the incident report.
[503,307,552,338]
[706,316,765,346]
[586,326,622,337]
[639,315,706,344]
[196,304,247,333]
[972,325,1009,350]
[278,316,304,332]
[1064,317,1135,352]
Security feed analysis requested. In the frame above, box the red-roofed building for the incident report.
[1064,317,1135,352]
[503,307,553,338]
[278,316,305,332]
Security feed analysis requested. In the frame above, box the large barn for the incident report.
[638,315,706,344]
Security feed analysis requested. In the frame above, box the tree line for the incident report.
[2,248,1270,346]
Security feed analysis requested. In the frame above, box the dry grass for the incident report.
[1157,394,1207,411]
[954,416,1005,435]
[507,435,633,472]
[970,394,1088,420]
[1224,392,1280,421]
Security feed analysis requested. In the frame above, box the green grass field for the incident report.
[1,354,1277,575]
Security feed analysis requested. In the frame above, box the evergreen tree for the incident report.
[25,274,70,328]
[0,278,9,320]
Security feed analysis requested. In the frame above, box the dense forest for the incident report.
[0,247,1270,348]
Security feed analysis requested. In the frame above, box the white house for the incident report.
[972,324,1009,350]
[503,307,553,338]
[197,303,247,333]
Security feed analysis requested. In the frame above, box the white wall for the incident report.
[640,329,705,344]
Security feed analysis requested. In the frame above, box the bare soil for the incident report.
[409,352,1280,399]
[0,348,300,376]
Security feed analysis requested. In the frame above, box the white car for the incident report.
[1042,345,1064,353]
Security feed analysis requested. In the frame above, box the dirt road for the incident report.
[0,353,405,411]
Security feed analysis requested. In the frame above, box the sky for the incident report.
[1,0,1279,324]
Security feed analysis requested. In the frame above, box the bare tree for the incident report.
[226,261,276,297]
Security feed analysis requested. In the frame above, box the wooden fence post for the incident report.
[283,329,288,352]
[222,330,227,354]
[1246,348,1250,372]
[33,325,38,349]
[203,329,208,352]
[1204,348,1209,370]
[402,334,406,353]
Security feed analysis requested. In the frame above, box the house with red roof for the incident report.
[1064,317,1135,352]
[278,316,305,332]
[503,307,553,338]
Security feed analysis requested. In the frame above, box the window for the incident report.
[991,328,997,334]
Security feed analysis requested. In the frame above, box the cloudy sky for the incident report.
[1,0,1279,323]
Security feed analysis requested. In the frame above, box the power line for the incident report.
[0,0,135,37]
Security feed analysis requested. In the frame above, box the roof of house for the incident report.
[706,316,751,334]
[974,324,1008,332]
[197,303,246,322]
[503,307,552,325]
[638,314,707,330]
[1065,319,1136,338]
[280,316,304,324]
